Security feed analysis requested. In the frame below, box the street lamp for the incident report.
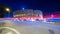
[5,8,10,13]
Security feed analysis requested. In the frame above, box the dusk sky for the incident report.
[0,0,60,15]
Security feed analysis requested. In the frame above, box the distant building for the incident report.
[13,9,43,19]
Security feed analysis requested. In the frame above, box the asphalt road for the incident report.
[0,20,60,34]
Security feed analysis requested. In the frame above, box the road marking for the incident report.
[0,27,21,34]
[6,31,12,34]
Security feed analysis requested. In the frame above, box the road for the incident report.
[0,20,60,34]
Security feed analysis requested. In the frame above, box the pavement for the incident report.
[0,20,60,34]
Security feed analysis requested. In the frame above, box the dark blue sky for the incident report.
[0,0,60,15]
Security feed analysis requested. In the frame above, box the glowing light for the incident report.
[5,8,10,11]
[51,14,54,18]
[31,19,35,21]
[5,8,10,13]
[22,8,24,10]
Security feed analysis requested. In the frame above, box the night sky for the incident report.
[0,0,60,17]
